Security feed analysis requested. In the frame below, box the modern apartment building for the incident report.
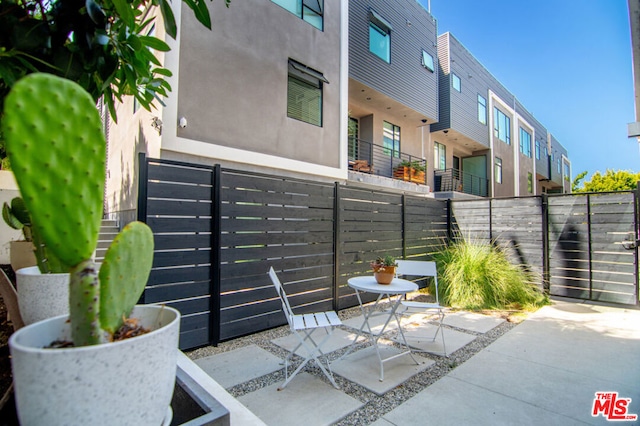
[104,0,349,221]
[347,0,438,192]
[104,0,570,221]
[430,33,569,198]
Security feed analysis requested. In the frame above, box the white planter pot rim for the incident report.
[10,304,181,426]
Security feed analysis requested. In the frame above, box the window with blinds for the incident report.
[287,59,327,126]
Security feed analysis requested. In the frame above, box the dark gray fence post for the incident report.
[137,152,148,304]
[210,165,221,346]
[333,183,341,311]
[541,194,550,294]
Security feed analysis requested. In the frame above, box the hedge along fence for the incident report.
[138,155,639,349]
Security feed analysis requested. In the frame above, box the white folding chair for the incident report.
[268,267,342,390]
[396,260,447,356]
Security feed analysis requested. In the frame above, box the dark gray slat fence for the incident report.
[218,170,336,341]
[336,186,448,310]
[139,155,639,349]
[548,192,638,305]
[138,156,217,350]
[449,197,546,290]
[404,196,449,259]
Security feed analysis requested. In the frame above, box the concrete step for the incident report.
[95,219,120,263]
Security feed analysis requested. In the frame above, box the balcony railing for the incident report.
[348,137,426,185]
[434,168,488,197]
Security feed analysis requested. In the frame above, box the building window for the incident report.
[422,50,434,72]
[434,142,446,170]
[519,127,532,157]
[369,10,391,63]
[452,73,461,92]
[493,107,510,145]
[477,95,487,125]
[272,0,324,30]
[495,157,502,184]
[527,172,533,193]
[535,140,541,160]
[383,121,400,157]
[557,157,561,173]
[287,59,328,126]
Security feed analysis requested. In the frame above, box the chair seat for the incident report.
[291,311,342,330]
[401,301,442,310]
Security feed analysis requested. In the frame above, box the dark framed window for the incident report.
[519,127,532,157]
[287,59,328,126]
[452,73,461,92]
[527,172,533,193]
[271,0,324,30]
[477,94,487,125]
[493,107,511,145]
[495,157,502,184]
[383,121,400,157]
[422,50,434,72]
[369,10,392,63]
[535,140,541,160]
[434,142,446,170]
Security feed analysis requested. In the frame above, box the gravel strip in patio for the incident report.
[187,300,519,426]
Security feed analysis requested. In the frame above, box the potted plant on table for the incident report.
[5,73,180,425]
[371,255,398,284]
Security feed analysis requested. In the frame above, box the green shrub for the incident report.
[431,237,548,310]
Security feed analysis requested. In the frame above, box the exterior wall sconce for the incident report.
[151,117,162,135]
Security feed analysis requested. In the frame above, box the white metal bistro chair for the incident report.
[395,260,447,356]
[268,267,342,390]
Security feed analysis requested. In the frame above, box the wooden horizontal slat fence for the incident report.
[138,155,639,349]
[138,156,216,350]
[449,197,546,289]
[548,192,638,305]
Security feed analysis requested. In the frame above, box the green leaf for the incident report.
[184,0,212,30]
[152,67,173,77]
[112,0,136,29]
[157,0,177,39]
[139,35,171,52]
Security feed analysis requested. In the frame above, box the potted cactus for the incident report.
[5,74,180,425]
[3,196,71,325]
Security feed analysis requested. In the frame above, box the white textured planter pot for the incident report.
[16,266,69,325]
[9,305,180,426]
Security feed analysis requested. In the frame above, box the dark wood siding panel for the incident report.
[349,0,438,119]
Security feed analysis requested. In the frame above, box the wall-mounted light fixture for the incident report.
[179,116,188,128]
[151,117,163,135]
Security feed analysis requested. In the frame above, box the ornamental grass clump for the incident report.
[431,237,548,310]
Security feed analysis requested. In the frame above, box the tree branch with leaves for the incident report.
[0,0,230,162]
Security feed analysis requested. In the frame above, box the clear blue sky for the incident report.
[420,0,637,180]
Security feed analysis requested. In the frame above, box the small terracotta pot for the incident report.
[373,266,396,284]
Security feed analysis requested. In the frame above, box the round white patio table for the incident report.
[341,276,420,381]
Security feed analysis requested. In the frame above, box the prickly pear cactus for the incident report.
[2,73,106,269]
[99,221,154,334]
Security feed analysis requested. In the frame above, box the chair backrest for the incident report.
[268,267,294,327]
[396,260,439,303]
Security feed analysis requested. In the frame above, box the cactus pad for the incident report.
[99,221,154,333]
[2,73,106,268]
